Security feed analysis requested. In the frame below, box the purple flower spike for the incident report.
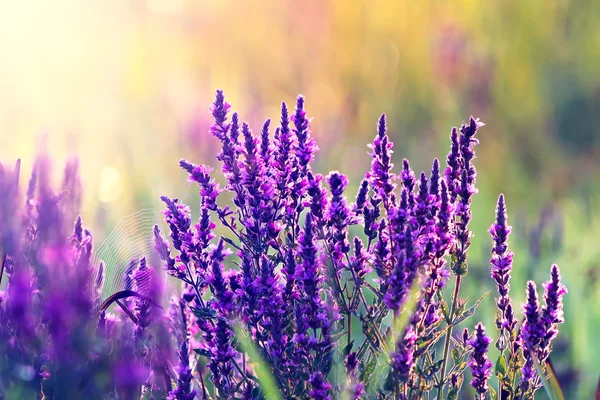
[384,226,418,312]
[391,325,417,382]
[489,194,517,333]
[366,114,396,205]
[260,118,272,171]
[520,281,543,348]
[537,264,567,363]
[179,160,221,211]
[445,127,461,204]
[467,323,493,396]
[519,281,544,390]
[326,172,354,265]
[353,179,369,214]
[168,299,197,400]
[459,117,484,187]
[541,264,567,338]
[209,89,231,140]
[345,352,364,399]
[308,371,331,400]
[292,95,318,176]
[400,159,416,205]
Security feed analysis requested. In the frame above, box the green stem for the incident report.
[437,274,462,399]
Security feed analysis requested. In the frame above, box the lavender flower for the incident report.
[391,324,417,382]
[345,352,364,399]
[519,281,544,389]
[326,172,354,265]
[309,371,332,400]
[490,194,517,334]
[291,95,318,176]
[467,323,493,396]
[168,299,197,400]
[444,127,460,203]
[207,318,237,398]
[384,226,418,313]
[366,114,396,205]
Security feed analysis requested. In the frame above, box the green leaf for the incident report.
[360,355,378,383]
[529,350,565,400]
[495,354,507,377]
[234,324,283,400]
[452,348,461,365]
[98,290,161,315]
[422,360,444,382]
[452,291,490,327]
[190,306,217,321]
[343,340,355,356]
[193,348,212,357]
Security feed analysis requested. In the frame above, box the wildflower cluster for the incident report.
[0,90,567,399]
[153,91,568,399]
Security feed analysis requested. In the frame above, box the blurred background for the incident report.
[0,0,598,397]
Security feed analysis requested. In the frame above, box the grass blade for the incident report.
[234,323,282,400]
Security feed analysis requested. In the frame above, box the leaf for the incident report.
[193,348,212,357]
[422,360,444,382]
[495,354,507,377]
[452,348,461,365]
[545,358,566,400]
[343,340,355,356]
[360,355,378,383]
[190,306,217,321]
[417,325,450,354]
[452,291,490,327]
[221,236,242,251]
[529,350,564,400]
[98,290,161,315]
[489,386,497,400]
[234,323,282,400]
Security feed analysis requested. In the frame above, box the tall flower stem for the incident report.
[437,274,462,399]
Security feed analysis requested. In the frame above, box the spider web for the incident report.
[92,208,175,307]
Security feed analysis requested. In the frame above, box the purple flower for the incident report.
[467,323,493,395]
[520,281,543,349]
[391,324,417,382]
[537,265,567,363]
[207,318,237,398]
[308,371,331,400]
[459,117,484,187]
[297,213,327,329]
[541,265,567,340]
[490,194,517,335]
[519,281,544,389]
[384,226,419,313]
[207,240,235,315]
[366,114,396,205]
[400,159,416,206]
[209,89,231,140]
[255,256,288,361]
[179,160,221,211]
[153,225,180,279]
[353,179,369,214]
[306,172,329,230]
[260,119,272,173]
[273,102,295,204]
[168,299,197,400]
[326,172,354,265]
[432,180,454,258]
[291,95,318,176]
[345,352,364,399]
[444,127,460,204]
[350,237,372,284]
